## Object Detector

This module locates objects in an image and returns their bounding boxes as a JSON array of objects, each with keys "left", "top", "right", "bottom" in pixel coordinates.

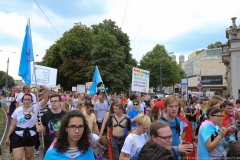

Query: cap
[{"left": 154, "top": 101, "right": 165, "bottom": 109}]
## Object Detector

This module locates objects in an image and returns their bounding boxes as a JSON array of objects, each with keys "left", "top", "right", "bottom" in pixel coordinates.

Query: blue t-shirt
[
  {"left": 158, "top": 116, "right": 180, "bottom": 146},
  {"left": 128, "top": 109, "right": 139, "bottom": 127}
]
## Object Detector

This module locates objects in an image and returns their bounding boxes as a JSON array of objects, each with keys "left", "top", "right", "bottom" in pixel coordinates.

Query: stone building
[
  {"left": 222, "top": 17, "right": 240, "bottom": 99},
  {"left": 181, "top": 48, "right": 227, "bottom": 96}
]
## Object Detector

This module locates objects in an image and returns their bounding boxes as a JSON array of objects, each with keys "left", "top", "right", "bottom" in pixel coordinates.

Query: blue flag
[
  {"left": 90, "top": 66, "right": 102, "bottom": 95},
  {"left": 18, "top": 24, "right": 34, "bottom": 85}
]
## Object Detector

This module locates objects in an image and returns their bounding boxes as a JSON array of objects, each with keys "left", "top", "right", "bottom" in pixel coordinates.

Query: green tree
[
  {"left": 86, "top": 19, "right": 137, "bottom": 92},
  {"left": 0, "top": 71, "right": 15, "bottom": 88},
  {"left": 41, "top": 23, "right": 93, "bottom": 89},
  {"left": 207, "top": 41, "right": 222, "bottom": 49},
  {"left": 86, "top": 29, "right": 127, "bottom": 91},
  {"left": 139, "top": 44, "right": 185, "bottom": 90}
]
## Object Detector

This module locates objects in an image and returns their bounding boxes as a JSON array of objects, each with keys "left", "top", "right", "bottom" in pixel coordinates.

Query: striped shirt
[{"left": 67, "top": 147, "right": 79, "bottom": 158}]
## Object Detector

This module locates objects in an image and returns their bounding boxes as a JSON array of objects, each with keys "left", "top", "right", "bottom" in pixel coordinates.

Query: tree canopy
[
  {"left": 40, "top": 20, "right": 137, "bottom": 91},
  {"left": 0, "top": 71, "right": 15, "bottom": 89},
  {"left": 139, "top": 44, "right": 185, "bottom": 90},
  {"left": 207, "top": 41, "right": 222, "bottom": 49}
]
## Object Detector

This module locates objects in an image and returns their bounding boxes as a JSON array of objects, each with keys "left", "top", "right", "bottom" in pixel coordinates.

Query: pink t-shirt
[{"left": 61, "top": 95, "right": 66, "bottom": 101}]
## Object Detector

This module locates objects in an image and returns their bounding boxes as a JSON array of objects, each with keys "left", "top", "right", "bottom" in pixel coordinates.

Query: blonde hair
[
  {"left": 179, "top": 98, "right": 186, "bottom": 113},
  {"left": 212, "top": 95, "right": 223, "bottom": 102},
  {"left": 62, "top": 102, "right": 69, "bottom": 112},
  {"left": 23, "top": 85, "right": 30, "bottom": 91},
  {"left": 164, "top": 95, "right": 180, "bottom": 107},
  {"left": 67, "top": 97, "right": 73, "bottom": 101},
  {"left": 207, "top": 99, "right": 219, "bottom": 109},
  {"left": 135, "top": 113, "right": 151, "bottom": 128}
]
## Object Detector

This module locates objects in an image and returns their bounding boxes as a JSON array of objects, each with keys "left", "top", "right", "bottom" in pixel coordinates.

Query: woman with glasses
[
  {"left": 119, "top": 114, "right": 150, "bottom": 160},
  {"left": 5, "top": 89, "right": 49, "bottom": 160},
  {"left": 128, "top": 100, "right": 142, "bottom": 132},
  {"left": 44, "top": 110, "right": 95, "bottom": 160},
  {"left": 137, "top": 121, "right": 176, "bottom": 160},
  {"left": 197, "top": 107, "right": 228, "bottom": 160}
]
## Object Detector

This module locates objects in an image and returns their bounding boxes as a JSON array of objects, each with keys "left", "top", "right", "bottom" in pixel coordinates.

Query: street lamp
[{"left": 160, "top": 52, "right": 174, "bottom": 92}]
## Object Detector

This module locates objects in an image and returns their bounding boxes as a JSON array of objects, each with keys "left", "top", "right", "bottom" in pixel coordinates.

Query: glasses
[
  {"left": 157, "top": 134, "right": 174, "bottom": 142},
  {"left": 211, "top": 115, "right": 222, "bottom": 118},
  {"left": 68, "top": 125, "right": 84, "bottom": 131},
  {"left": 23, "top": 99, "right": 31, "bottom": 101},
  {"left": 133, "top": 104, "right": 139, "bottom": 106},
  {"left": 51, "top": 100, "right": 59, "bottom": 103}
]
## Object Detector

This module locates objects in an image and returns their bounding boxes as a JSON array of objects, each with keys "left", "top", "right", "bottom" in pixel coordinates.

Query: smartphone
[
  {"left": 182, "top": 142, "right": 192, "bottom": 153},
  {"left": 182, "top": 142, "right": 189, "bottom": 145}
]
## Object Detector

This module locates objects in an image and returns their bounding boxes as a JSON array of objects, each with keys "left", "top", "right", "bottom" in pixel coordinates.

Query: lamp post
[
  {"left": 5, "top": 57, "right": 9, "bottom": 92},
  {"left": 160, "top": 52, "right": 174, "bottom": 92}
]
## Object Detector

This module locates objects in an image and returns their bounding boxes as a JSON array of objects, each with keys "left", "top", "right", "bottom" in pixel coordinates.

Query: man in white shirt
[{"left": 94, "top": 93, "right": 109, "bottom": 131}]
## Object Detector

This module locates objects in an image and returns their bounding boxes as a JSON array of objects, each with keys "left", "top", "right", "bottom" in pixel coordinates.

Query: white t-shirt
[
  {"left": 121, "top": 133, "right": 147, "bottom": 158},
  {"left": 139, "top": 102, "right": 146, "bottom": 113},
  {"left": 11, "top": 103, "right": 41, "bottom": 136},
  {"left": 73, "top": 98, "right": 78, "bottom": 107},
  {"left": 6, "top": 97, "right": 14, "bottom": 107},
  {"left": 90, "top": 133, "right": 100, "bottom": 149},
  {"left": 94, "top": 101, "right": 109, "bottom": 122},
  {"left": 127, "top": 100, "right": 133, "bottom": 110},
  {"left": 16, "top": 92, "right": 37, "bottom": 106}
]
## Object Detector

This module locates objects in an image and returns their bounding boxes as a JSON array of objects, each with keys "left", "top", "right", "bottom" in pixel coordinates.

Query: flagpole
[{"left": 28, "top": 18, "right": 45, "bottom": 149}]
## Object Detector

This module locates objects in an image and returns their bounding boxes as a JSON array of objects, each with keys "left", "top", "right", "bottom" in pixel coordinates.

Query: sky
[{"left": 1, "top": 0, "right": 240, "bottom": 80}]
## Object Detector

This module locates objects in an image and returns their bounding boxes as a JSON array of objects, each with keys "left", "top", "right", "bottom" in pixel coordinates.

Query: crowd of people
[{"left": 1, "top": 85, "right": 240, "bottom": 160}]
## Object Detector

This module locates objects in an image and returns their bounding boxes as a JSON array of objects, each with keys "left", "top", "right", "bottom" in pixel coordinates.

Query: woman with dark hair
[
  {"left": 44, "top": 110, "right": 94, "bottom": 159},
  {"left": 197, "top": 107, "right": 228, "bottom": 159}
]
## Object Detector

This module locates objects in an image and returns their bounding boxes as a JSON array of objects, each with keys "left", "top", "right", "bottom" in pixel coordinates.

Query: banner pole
[{"left": 28, "top": 18, "right": 45, "bottom": 149}]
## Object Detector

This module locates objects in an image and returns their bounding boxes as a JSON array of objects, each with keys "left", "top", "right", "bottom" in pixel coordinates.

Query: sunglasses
[
  {"left": 133, "top": 104, "right": 139, "bottom": 105},
  {"left": 90, "top": 110, "right": 94, "bottom": 112}
]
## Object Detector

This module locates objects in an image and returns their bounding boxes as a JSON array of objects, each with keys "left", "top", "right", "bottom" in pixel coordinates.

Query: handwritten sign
[
  {"left": 77, "top": 84, "right": 86, "bottom": 93},
  {"left": 131, "top": 67, "right": 150, "bottom": 93},
  {"left": 30, "top": 65, "right": 57, "bottom": 87}
]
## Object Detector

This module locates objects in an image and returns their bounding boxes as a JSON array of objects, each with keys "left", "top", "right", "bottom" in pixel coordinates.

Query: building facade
[
  {"left": 182, "top": 48, "right": 227, "bottom": 96},
  {"left": 222, "top": 17, "right": 240, "bottom": 99}
]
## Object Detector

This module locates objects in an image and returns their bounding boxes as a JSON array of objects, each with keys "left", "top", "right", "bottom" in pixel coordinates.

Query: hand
[
  {"left": 5, "top": 137, "right": 10, "bottom": 146},
  {"left": 220, "top": 127, "right": 228, "bottom": 137},
  {"left": 38, "top": 124, "right": 44, "bottom": 132},
  {"left": 178, "top": 142, "right": 193, "bottom": 154}
]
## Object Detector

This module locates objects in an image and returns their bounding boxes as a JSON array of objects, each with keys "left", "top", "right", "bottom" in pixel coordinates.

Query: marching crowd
[{"left": 1, "top": 85, "right": 240, "bottom": 160}]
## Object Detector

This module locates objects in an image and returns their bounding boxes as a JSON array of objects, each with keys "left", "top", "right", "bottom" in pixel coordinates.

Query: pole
[
  {"left": 160, "top": 61, "right": 162, "bottom": 92},
  {"left": 28, "top": 18, "right": 45, "bottom": 149},
  {"left": 5, "top": 57, "right": 9, "bottom": 92}
]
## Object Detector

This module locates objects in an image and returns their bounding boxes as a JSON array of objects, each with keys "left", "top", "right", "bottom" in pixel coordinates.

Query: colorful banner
[
  {"left": 181, "top": 79, "right": 188, "bottom": 101},
  {"left": 131, "top": 67, "right": 150, "bottom": 93}
]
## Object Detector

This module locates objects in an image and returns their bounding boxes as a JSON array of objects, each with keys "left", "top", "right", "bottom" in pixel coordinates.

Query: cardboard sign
[{"left": 131, "top": 67, "right": 150, "bottom": 93}]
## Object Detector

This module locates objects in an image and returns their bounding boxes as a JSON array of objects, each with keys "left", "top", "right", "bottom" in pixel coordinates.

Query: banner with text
[
  {"left": 30, "top": 65, "right": 57, "bottom": 87},
  {"left": 77, "top": 84, "right": 86, "bottom": 93},
  {"left": 131, "top": 67, "right": 150, "bottom": 93},
  {"left": 181, "top": 79, "right": 188, "bottom": 101}
]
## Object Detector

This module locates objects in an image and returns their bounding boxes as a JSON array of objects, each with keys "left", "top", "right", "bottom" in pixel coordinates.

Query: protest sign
[{"left": 131, "top": 67, "right": 150, "bottom": 93}]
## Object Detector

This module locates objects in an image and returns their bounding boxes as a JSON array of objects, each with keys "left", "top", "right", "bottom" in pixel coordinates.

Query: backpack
[
  {"left": 130, "top": 133, "right": 147, "bottom": 160},
  {"left": 160, "top": 116, "right": 180, "bottom": 135},
  {"left": 195, "top": 115, "right": 206, "bottom": 136}
]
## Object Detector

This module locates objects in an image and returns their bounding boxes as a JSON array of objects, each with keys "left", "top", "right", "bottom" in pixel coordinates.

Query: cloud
[{"left": 1, "top": 0, "right": 240, "bottom": 80}]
